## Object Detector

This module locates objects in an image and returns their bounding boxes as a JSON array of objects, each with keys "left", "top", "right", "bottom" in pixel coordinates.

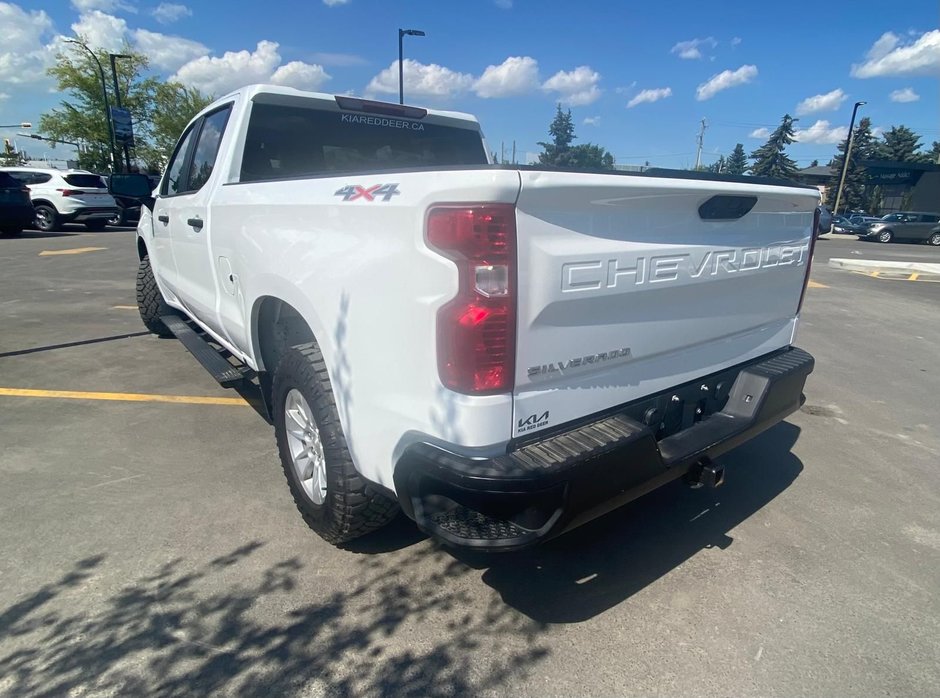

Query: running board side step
[{"left": 160, "top": 314, "right": 244, "bottom": 388}]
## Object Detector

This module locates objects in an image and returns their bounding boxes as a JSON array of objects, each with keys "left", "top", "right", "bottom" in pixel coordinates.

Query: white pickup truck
[{"left": 111, "top": 84, "right": 817, "bottom": 551}]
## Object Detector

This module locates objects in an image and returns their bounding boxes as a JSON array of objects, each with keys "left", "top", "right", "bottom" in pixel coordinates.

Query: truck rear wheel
[
  {"left": 136, "top": 255, "right": 173, "bottom": 337},
  {"left": 273, "top": 342, "right": 398, "bottom": 544}
]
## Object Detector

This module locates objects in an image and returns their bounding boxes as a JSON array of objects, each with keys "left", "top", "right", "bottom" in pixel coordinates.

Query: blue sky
[{"left": 2, "top": 0, "right": 938, "bottom": 168}]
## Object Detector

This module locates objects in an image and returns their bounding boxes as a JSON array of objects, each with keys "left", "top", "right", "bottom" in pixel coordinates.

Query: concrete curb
[{"left": 828, "top": 258, "right": 940, "bottom": 277}]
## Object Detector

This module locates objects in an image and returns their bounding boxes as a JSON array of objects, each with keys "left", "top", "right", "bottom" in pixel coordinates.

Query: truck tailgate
[{"left": 512, "top": 169, "right": 819, "bottom": 438}]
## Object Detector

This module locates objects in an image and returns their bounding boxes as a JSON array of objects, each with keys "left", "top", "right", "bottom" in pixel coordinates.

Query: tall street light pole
[
  {"left": 398, "top": 28, "right": 426, "bottom": 105},
  {"left": 1, "top": 122, "right": 31, "bottom": 128},
  {"left": 833, "top": 100, "right": 866, "bottom": 216},
  {"left": 64, "top": 38, "right": 116, "bottom": 172},
  {"left": 109, "top": 52, "right": 132, "bottom": 172}
]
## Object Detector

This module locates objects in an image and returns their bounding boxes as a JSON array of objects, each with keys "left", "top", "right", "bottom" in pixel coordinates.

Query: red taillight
[
  {"left": 57, "top": 188, "right": 85, "bottom": 197},
  {"left": 797, "top": 208, "right": 820, "bottom": 313},
  {"left": 427, "top": 204, "right": 516, "bottom": 394}
]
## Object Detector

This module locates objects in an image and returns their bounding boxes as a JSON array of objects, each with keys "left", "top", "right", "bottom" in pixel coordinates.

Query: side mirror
[
  {"left": 108, "top": 173, "right": 153, "bottom": 199},
  {"left": 816, "top": 206, "right": 833, "bottom": 234}
]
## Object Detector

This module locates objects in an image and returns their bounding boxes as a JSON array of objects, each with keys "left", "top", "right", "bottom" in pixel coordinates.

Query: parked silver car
[{"left": 861, "top": 212, "right": 940, "bottom": 245}]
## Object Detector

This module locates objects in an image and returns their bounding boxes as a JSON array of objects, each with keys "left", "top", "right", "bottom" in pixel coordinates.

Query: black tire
[
  {"left": 33, "top": 204, "right": 60, "bottom": 232},
  {"left": 136, "top": 255, "right": 173, "bottom": 337},
  {"left": 878, "top": 229, "right": 893, "bottom": 243},
  {"left": 273, "top": 342, "right": 398, "bottom": 544},
  {"left": 928, "top": 232, "right": 940, "bottom": 247},
  {"left": 0, "top": 227, "right": 23, "bottom": 238},
  {"left": 84, "top": 221, "right": 109, "bottom": 231}
]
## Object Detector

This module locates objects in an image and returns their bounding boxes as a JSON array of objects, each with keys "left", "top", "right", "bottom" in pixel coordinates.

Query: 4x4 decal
[{"left": 334, "top": 183, "right": 401, "bottom": 202}]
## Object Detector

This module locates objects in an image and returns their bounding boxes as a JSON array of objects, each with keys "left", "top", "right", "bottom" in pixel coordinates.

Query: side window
[
  {"left": 187, "top": 106, "right": 232, "bottom": 192},
  {"left": 33, "top": 173, "right": 52, "bottom": 184},
  {"left": 162, "top": 125, "right": 198, "bottom": 196},
  {"left": 920, "top": 214, "right": 938, "bottom": 223}
]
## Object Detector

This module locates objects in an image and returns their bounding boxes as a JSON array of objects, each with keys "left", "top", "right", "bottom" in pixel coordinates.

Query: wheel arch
[
  {"left": 136, "top": 235, "right": 148, "bottom": 260},
  {"left": 252, "top": 296, "right": 317, "bottom": 376}
]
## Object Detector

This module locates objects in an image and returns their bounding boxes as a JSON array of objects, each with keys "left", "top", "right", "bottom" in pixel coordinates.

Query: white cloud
[
  {"left": 132, "top": 29, "right": 206, "bottom": 72},
  {"left": 542, "top": 66, "right": 601, "bottom": 106},
  {"left": 71, "top": 0, "right": 135, "bottom": 13},
  {"left": 495, "top": 0, "right": 513, "bottom": 7},
  {"left": 172, "top": 41, "right": 329, "bottom": 97},
  {"left": 731, "top": 37, "right": 742, "bottom": 46},
  {"left": 695, "top": 64, "right": 757, "bottom": 100},
  {"left": 0, "top": 91, "right": 9, "bottom": 102},
  {"left": 851, "top": 30, "right": 940, "bottom": 77},
  {"left": 627, "top": 86, "right": 672, "bottom": 108},
  {"left": 749, "top": 127, "right": 770, "bottom": 139},
  {"left": 0, "top": 3, "right": 57, "bottom": 84},
  {"left": 671, "top": 37, "right": 717, "bottom": 60},
  {"left": 152, "top": 3, "right": 191, "bottom": 24},
  {"left": 366, "top": 59, "right": 473, "bottom": 99},
  {"left": 71, "top": 10, "right": 128, "bottom": 51},
  {"left": 794, "top": 120, "right": 848, "bottom": 144},
  {"left": 322, "top": 0, "right": 349, "bottom": 5},
  {"left": 583, "top": 116, "right": 600, "bottom": 126},
  {"left": 889, "top": 87, "right": 920, "bottom": 103},
  {"left": 271, "top": 61, "right": 330, "bottom": 90},
  {"left": 473, "top": 56, "right": 539, "bottom": 98},
  {"left": 795, "top": 88, "right": 846, "bottom": 116}
]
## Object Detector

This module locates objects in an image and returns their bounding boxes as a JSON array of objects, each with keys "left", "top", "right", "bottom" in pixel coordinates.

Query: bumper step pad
[{"left": 430, "top": 507, "right": 529, "bottom": 543}]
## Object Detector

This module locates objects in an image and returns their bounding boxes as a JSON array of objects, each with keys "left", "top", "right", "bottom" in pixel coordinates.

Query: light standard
[
  {"left": 0, "top": 122, "right": 31, "bottom": 128},
  {"left": 398, "top": 28, "right": 425, "bottom": 105},
  {"left": 833, "top": 100, "right": 866, "bottom": 216},
  {"left": 64, "top": 37, "right": 116, "bottom": 171},
  {"left": 109, "top": 52, "right": 132, "bottom": 171}
]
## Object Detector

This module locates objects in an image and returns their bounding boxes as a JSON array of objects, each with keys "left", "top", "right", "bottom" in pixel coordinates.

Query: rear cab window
[
  {"left": 0, "top": 172, "right": 20, "bottom": 187},
  {"left": 240, "top": 100, "right": 488, "bottom": 182}
]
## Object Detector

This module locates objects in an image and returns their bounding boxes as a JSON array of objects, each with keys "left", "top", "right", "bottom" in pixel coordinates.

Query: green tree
[
  {"left": 825, "top": 116, "right": 876, "bottom": 212},
  {"left": 928, "top": 141, "right": 940, "bottom": 164},
  {"left": 537, "top": 104, "right": 614, "bottom": 170},
  {"left": 137, "top": 82, "right": 213, "bottom": 170},
  {"left": 725, "top": 143, "right": 748, "bottom": 175},
  {"left": 872, "top": 125, "right": 927, "bottom": 163},
  {"left": 749, "top": 114, "right": 799, "bottom": 179},
  {"left": 705, "top": 155, "right": 726, "bottom": 173},
  {"left": 39, "top": 40, "right": 210, "bottom": 172},
  {"left": 809, "top": 159, "right": 819, "bottom": 167}
]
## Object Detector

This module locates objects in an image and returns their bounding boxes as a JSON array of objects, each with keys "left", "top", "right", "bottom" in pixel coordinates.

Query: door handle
[
  {"left": 187, "top": 217, "right": 204, "bottom": 231},
  {"left": 157, "top": 214, "right": 169, "bottom": 224}
]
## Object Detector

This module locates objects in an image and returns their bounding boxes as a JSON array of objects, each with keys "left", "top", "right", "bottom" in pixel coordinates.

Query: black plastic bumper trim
[{"left": 394, "top": 346, "right": 814, "bottom": 551}]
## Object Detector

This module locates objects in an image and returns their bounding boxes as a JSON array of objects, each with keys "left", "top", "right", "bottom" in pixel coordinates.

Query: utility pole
[
  {"left": 833, "top": 101, "right": 866, "bottom": 216},
  {"left": 694, "top": 118, "right": 707, "bottom": 170},
  {"left": 511, "top": 140, "right": 516, "bottom": 165}
]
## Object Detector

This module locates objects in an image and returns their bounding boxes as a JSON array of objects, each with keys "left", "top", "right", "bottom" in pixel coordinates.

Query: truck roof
[{"left": 210, "top": 83, "right": 481, "bottom": 129}]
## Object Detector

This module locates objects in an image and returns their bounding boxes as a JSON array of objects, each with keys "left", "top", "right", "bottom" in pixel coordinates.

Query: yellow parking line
[
  {"left": 870, "top": 271, "right": 880, "bottom": 277},
  {"left": 112, "top": 305, "right": 137, "bottom": 310},
  {"left": 807, "top": 280, "right": 828, "bottom": 288},
  {"left": 39, "top": 247, "right": 107, "bottom": 256},
  {"left": 0, "top": 387, "right": 248, "bottom": 406},
  {"left": 909, "top": 273, "right": 919, "bottom": 281}
]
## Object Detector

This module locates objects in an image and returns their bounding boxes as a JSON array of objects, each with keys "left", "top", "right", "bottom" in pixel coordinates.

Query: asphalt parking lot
[{"left": 1, "top": 226, "right": 938, "bottom": 696}]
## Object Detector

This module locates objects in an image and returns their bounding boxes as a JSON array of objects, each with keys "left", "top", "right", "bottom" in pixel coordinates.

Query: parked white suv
[{"left": 0, "top": 167, "right": 118, "bottom": 232}]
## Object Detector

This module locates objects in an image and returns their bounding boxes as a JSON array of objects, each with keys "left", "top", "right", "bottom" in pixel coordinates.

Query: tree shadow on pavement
[
  {"left": 461, "top": 422, "right": 804, "bottom": 623},
  {"left": 0, "top": 542, "right": 548, "bottom": 697}
]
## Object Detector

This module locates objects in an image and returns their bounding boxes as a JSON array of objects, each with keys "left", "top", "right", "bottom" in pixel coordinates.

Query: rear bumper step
[
  {"left": 160, "top": 314, "right": 244, "bottom": 388},
  {"left": 394, "top": 346, "right": 814, "bottom": 551}
]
